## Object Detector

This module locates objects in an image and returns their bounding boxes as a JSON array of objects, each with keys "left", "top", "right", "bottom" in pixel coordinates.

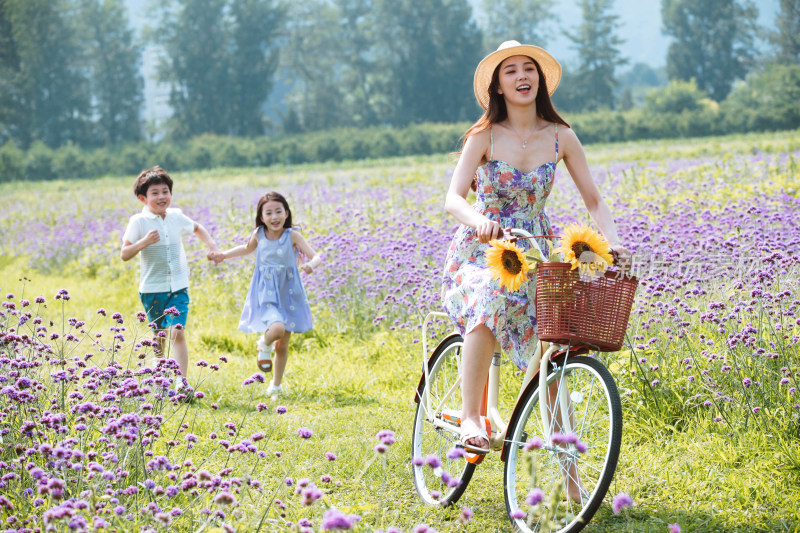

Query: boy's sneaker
[{"left": 174, "top": 378, "right": 195, "bottom": 403}]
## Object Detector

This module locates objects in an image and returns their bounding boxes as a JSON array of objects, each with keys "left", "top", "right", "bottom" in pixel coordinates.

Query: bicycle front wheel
[
  {"left": 503, "top": 355, "right": 622, "bottom": 533},
  {"left": 411, "top": 334, "right": 475, "bottom": 506}
]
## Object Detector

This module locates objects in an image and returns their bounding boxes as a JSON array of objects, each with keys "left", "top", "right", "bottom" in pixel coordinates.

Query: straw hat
[{"left": 473, "top": 40, "right": 562, "bottom": 110}]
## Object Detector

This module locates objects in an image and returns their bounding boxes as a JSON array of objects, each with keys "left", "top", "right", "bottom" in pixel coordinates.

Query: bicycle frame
[{"left": 419, "top": 311, "right": 578, "bottom": 458}]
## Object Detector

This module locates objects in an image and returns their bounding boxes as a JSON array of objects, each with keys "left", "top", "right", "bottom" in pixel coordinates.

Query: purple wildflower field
[{"left": 0, "top": 132, "right": 799, "bottom": 531}]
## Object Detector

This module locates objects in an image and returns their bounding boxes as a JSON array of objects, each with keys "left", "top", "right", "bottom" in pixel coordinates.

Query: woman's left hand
[{"left": 610, "top": 245, "right": 633, "bottom": 272}]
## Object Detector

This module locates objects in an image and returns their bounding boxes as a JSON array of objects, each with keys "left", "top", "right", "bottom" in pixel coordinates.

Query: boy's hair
[
  {"left": 134, "top": 166, "right": 173, "bottom": 197},
  {"left": 255, "top": 191, "right": 293, "bottom": 230}
]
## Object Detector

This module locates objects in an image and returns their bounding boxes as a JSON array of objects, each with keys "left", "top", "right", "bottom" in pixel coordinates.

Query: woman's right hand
[{"left": 475, "top": 218, "right": 503, "bottom": 243}]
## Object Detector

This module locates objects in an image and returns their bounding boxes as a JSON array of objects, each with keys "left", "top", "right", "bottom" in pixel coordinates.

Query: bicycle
[{"left": 411, "top": 228, "right": 638, "bottom": 533}]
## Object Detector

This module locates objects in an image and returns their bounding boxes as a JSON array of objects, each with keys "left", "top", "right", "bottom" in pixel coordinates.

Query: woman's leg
[
  {"left": 460, "top": 323, "right": 497, "bottom": 449},
  {"left": 271, "top": 330, "right": 292, "bottom": 386}
]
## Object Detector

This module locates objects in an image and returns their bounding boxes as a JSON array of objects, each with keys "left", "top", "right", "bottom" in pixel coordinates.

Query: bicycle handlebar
[{"left": 505, "top": 228, "right": 622, "bottom": 267}]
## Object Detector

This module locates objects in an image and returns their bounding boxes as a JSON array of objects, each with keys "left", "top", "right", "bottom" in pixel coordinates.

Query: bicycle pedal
[{"left": 441, "top": 409, "right": 462, "bottom": 425}]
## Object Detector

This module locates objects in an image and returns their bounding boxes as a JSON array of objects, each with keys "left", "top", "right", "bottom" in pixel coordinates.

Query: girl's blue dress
[{"left": 238, "top": 227, "right": 313, "bottom": 334}]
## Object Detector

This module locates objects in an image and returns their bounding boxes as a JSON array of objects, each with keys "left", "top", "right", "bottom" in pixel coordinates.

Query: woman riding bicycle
[{"left": 441, "top": 40, "right": 633, "bottom": 459}]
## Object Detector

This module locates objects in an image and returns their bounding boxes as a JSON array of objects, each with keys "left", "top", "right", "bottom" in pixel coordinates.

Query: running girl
[{"left": 210, "top": 192, "right": 320, "bottom": 395}]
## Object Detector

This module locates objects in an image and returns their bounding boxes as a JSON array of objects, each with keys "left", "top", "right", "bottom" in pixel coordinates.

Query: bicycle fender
[{"left": 413, "top": 333, "right": 462, "bottom": 404}]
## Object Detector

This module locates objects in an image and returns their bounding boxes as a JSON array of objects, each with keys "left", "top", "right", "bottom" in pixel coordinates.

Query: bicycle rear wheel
[
  {"left": 503, "top": 355, "right": 622, "bottom": 533},
  {"left": 411, "top": 334, "right": 475, "bottom": 506}
]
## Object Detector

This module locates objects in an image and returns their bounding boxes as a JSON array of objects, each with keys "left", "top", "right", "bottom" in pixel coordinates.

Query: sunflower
[
  {"left": 486, "top": 239, "right": 530, "bottom": 292},
  {"left": 553, "top": 224, "right": 614, "bottom": 275}
]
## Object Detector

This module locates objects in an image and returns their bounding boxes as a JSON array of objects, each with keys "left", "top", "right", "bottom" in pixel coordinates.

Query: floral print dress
[{"left": 441, "top": 125, "right": 558, "bottom": 370}]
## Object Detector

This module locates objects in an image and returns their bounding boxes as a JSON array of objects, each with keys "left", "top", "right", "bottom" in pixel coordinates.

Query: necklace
[{"left": 508, "top": 123, "right": 537, "bottom": 149}]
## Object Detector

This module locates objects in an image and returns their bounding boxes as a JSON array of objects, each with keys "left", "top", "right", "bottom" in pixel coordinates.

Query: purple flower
[
  {"left": 524, "top": 437, "right": 544, "bottom": 451},
  {"left": 297, "top": 427, "right": 313, "bottom": 439},
  {"left": 612, "top": 492, "right": 635, "bottom": 514},
  {"left": 320, "top": 508, "right": 361, "bottom": 530},
  {"left": 325, "top": 452, "right": 337, "bottom": 461},
  {"left": 668, "top": 524, "right": 681, "bottom": 533},
  {"left": 526, "top": 488, "right": 544, "bottom": 506},
  {"left": 214, "top": 491, "right": 236, "bottom": 506},
  {"left": 424, "top": 454, "right": 441, "bottom": 469},
  {"left": 276, "top": 406, "right": 287, "bottom": 414},
  {"left": 446, "top": 447, "right": 466, "bottom": 459},
  {"left": 376, "top": 429, "right": 395, "bottom": 445}
]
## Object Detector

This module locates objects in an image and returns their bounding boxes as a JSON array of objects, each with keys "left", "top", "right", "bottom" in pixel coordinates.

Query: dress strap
[
  {"left": 554, "top": 123, "right": 559, "bottom": 162},
  {"left": 489, "top": 127, "right": 494, "bottom": 160}
]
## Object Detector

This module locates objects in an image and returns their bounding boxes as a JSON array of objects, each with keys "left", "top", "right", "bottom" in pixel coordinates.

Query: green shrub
[
  {"left": 52, "top": 142, "right": 88, "bottom": 180},
  {"left": 722, "top": 63, "right": 800, "bottom": 132},
  {"left": 0, "top": 141, "right": 24, "bottom": 182},
  {"left": 84, "top": 148, "right": 114, "bottom": 178},
  {"left": 152, "top": 142, "right": 185, "bottom": 172},
  {"left": 186, "top": 142, "right": 212, "bottom": 170},
  {"left": 24, "top": 141, "right": 56, "bottom": 181},
  {"left": 116, "top": 143, "right": 152, "bottom": 176},
  {"left": 216, "top": 141, "right": 247, "bottom": 167},
  {"left": 644, "top": 79, "right": 708, "bottom": 114}
]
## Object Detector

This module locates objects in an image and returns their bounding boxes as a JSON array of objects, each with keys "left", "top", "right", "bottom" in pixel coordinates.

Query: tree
[
  {"left": 0, "top": 0, "right": 91, "bottom": 148},
  {"left": 662, "top": 0, "right": 758, "bottom": 101},
  {"left": 79, "top": 0, "right": 143, "bottom": 146},
  {"left": 374, "top": 0, "right": 483, "bottom": 125},
  {"left": 155, "top": 0, "right": 230, "bottom": 138},
  {"left": 565, "top": 0, "right": 627, "bottom": 111},
  {"left": 228, "top": 0, "right": 284, "bottom": 136},
  {"left": 280, "top": 0, "right": 358, "bottom": 132},
  {"left": 768, "top": 0, "right": 800, "bottom": 65},
  {"left": 479, "top": 0, "right": 556, "bottom": 51},
  {"left": 155, "top": 0, "right": 285, "bottom": 139}
]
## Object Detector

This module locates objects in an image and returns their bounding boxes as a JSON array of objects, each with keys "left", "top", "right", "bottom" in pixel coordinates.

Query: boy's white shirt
[{"left": 123, "top": 206, "right": 196, "bottom": 293}]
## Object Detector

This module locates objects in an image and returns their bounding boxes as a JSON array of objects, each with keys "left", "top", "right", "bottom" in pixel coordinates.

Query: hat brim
[{"left": 473, "top": 45, "right": 562, "bottom": 110}]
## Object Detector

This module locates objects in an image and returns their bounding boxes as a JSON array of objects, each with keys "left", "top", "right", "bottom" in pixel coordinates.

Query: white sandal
[
  {"left": 458, "top": 419, "right": 490, "bottom": 455},
  {"left": 256, "top": 340, "right": 273, "bottom": 372}
]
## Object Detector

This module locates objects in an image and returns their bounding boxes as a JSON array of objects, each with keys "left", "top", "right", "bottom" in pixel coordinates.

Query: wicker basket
[{"left": 535, "top": 262, "right": 638, "bottom": 352}]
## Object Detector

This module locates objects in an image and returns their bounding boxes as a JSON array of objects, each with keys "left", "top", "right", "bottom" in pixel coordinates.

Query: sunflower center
[
  {"left": 501, "top": 249, "right": 523, "bottom": 275},
  {"left": 571, "top": 241, "right": 593, "bottom": 260}
]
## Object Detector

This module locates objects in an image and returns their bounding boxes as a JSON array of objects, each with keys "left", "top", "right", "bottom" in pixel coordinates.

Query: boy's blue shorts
[{"left": 139, "top": 288, "right": 190, "bottom": 329}]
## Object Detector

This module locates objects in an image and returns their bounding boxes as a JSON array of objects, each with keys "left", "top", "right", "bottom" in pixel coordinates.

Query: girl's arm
[
  {"left": 444, "top": 130, "right": 502, "bottom": 243},
  {"left": 291, "top": 231, "right": 321, "bottom": 274},
  {"left": 560, "top": 127, "right": 632, "bottom": 266},
  {"left": 213, "top": 229, "right": 259, "bottom": 263}
]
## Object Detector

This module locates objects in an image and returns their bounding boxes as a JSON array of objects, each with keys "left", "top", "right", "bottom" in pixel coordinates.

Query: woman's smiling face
[{"left": 496, "top": 55, "right": 539, "bottom": 105}]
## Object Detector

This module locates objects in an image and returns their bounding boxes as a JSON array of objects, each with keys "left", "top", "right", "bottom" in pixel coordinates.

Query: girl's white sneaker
[{"left": 266, "top": 382, "right": 283, "bottom": 395}]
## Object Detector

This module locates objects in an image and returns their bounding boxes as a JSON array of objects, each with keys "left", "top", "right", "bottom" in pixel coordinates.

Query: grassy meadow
[{"left": 0, "top": 130, "right": 799, "bottom": 532}]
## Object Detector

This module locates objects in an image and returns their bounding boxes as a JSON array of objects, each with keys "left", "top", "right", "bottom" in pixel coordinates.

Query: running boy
[{"left": 121, "top": 166, "right": 219, "bottom": 389}]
